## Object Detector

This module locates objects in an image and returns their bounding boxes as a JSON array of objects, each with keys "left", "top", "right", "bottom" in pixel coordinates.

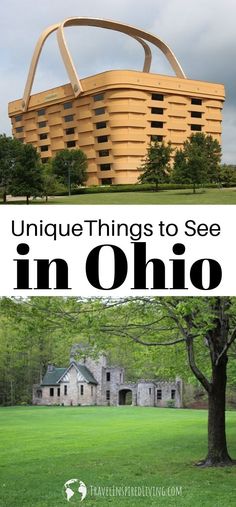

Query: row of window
[
  {"left": 40, "top": 140, "right": 111, "bottom": 154},
  {"left": 156, "top": 389, "right": 176, "bottom": 400},
  {"left": 49, "top": 384, "right": 91, "bottom": 397},
  {"left": 151, "top": 94, "right": 203, "bottom": 106},
  {"left": 50, "top": 385, "right": 67, "bottom": 397},
  {"left": 15, "top": 94, "right": 105, "bottom": 123},
  {"left": 150, "top": 122, "right": 202, "bottom": 131},
  {"left": 16, "top": 121, "right": 108, "bottom": 135}
]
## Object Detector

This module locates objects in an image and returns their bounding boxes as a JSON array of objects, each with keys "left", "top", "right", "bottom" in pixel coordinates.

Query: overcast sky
[{"left": 1, "top": 0, "right": 235, "bottom": 163}]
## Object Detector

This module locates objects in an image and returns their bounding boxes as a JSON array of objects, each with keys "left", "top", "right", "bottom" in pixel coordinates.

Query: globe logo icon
[{"left": 64, "top": 478, "right": 87, "bottom": 502}]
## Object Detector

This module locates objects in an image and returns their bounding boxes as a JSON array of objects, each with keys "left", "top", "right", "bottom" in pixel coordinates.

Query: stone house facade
[{"left": 33, "top": 353, "right": 182, "bottom": 408}]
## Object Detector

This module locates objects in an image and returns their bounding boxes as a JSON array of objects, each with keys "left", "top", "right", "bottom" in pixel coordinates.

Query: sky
[{"left": 1, "top": 0, "right": 235, "bottom": 163}]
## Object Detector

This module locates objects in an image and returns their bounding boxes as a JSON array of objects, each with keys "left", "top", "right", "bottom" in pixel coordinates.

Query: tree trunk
[
  {"left": 193, "top": 182, "right": 196, "bottom": 194},
  {"left": 199, "top": 356, "right": 233, "bottom": 466},
  {"left": 26, "top": 195, "right": 29, "bottom": 204},
  {"left": 3, "top": 191, "right": 7, "bottom": 204}
]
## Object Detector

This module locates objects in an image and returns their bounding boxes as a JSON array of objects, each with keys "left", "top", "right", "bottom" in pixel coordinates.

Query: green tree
[
  {"left": 172, "top": 149, "right": 189, "bottom": 184},
  {"left": 204, "top": 134, "right": 222, "bottom": 183},
  {"left": 52, "top": 149, "right": 88, "bottom": 194},
  {"left": 0, "top": 134, "right": 22, "bottom": 203},
  {"left": 172, "top": 134, "right": 222, "bottom": 192},
  {"left": 9, "top": 144, "right": 44, "bottom": 204},
  {"left": 182, "top": 135, "right": 208, "bottom": 193},
  {"left": 219, "top": 164, "right": 236, "bottom": 187},
  {"left": 92, "top": 297, "right": 236, "bottom": 467},
  {"left": 41, "top": 162, "right": 66, "bottom": 202},
  {"left": 138, "top": 140, "right": 172, "bottom": 191}
]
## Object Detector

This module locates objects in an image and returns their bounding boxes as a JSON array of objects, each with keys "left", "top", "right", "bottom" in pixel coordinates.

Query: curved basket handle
[{"left": 22, "top": 17, "right": 186, "bottom": 112}]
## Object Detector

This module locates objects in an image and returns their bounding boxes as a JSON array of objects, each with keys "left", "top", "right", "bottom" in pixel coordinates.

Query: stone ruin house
[{"left": 33, "top": 347, "right": 182, "bottom": 408}]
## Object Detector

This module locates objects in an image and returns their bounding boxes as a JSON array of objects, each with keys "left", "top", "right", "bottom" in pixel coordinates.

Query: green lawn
[
  {"left": 1, "top": 187, "right": 236, "bottom": 205},
  {"left": 0, "top": 407, "right": 236, "bottom": 507}
]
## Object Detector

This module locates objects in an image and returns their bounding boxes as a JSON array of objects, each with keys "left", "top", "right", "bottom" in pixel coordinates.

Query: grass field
[
  {"left": 1, "top": 187, "right": 236, "bottom": 205},
  {"left": 0, "top": 407, "right": 236, "bottom": 507}
]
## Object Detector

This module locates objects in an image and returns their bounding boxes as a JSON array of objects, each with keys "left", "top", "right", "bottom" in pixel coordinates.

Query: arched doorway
[{"left": 119, "top": 389, "right": 133, "bottom": 405}]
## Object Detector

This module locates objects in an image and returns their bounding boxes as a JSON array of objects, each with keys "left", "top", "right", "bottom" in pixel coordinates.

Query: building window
[
  {"left": 106, "top": 372, "right": 111, "bottom": 382},
  {"left": 151, "top": 121, "right": 163, "bottom": 128},
  {"left": 97, "top": 135, "right": 108, "bottom": 143},
  {"left": 191, "top": 111, "right": 202, "bottom": 118},
  {"left": 91, "top": 386, "right": 93, "bottom": 396},
  {"left": 40, "top": 145, "right": 49, "bottom": 152},
  {"left": 42, "top": 158, "right": 49, "bottom": 164},
  {"left": 151, "top": 107, "right": 164, "bottom": 115},
  {"left": 191, "top": 98, "right": 202, "bottom": 105},
  {"left": 64, "top": 115, "right": 74, "bottom": 122},
  {"left": 64, "top": 385, "right": 67, "bottom": 395},
  {"left": 63, "top": 102, "right": 72, "bottom": 109},
  {"left": 95, "top": 107, "right": 106, "bottom": 116},
  {"left": 171, "top": 389, "right": 176, "bottom": 400},
  {"left": 67, "top": 140, "right": 76, "bottom": 148},
  {"left": 15, "top": 115, "right": 22, "bottom": 122},
  {"left": 38, "top": 109, "right": 46, "bottom": 116},
  {"left": 38, "top": 121, "right": 47, "bottom": 128},
  {"left": 36, "top": 389, "right": 42, "bottom": 398},
  {"left": 94, "top": 93, "right": 104, "bottom": 102},
  {"left": 100, "top": 164, "right": 111, "bottom": 171},
  {"left": 96, "top": 122, "right": 107, "bottom": 130},
  {"left": 106, "top": 390, "right": 110, "bottom": 401},
  {"left": 16, "top": 127, "right": 23, "bottom": 133},
  {"left": 151, "top": 135, "right": 163, "bottom": 142},
  {"left": 99, "top": 150, "right": 109, "bottom": 157},
  {"left": 57, "top": 388, "right": 60, "bottom": 397},
  {"left": 65, "top": 128, "right": 75, "bottom": 135},
  {"left": 80, "top": 385, "right": 84, "bottom": 396},
  {"left": 149, "top": 388, "right": 152, "bottom": 395},
  {"left": 50, "top": 388, "right": 54, "bottom": 397},
  {"left": 191, "top": 124, "right": 202, "bottom": 131},
  {"left": 18, "top": 138, "right": 24, "bottom": 143},
  {"left": 157, "top": 389, "right": 162, "bottom": 400},
  {"left": 39, "top": 133, "right": 48, "bottom": 140},
  {"left": 101, "top": 178, "right": 112, "bottom": 185},
  {"left": 152, "top": 93, "right": 164, "bottom": 101}
]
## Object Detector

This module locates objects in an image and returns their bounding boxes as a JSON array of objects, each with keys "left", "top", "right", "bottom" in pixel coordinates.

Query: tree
[
  {"left": 41, "top": 162, "right": 66, "bottom": 202},
  {"left": 181, "top": 135, "right": 208, "bottom": 193},
  {"left": 172, "top": 134, "right": 222, "bottom": 192},
  {"left": 219, "top": 164, "right": 236, "bottom": 187},
  {"left": 138, "top": 140, "right": 172, "bottom": 191},
  {"left": 9, "top": 144, "right": 44, "bottom": 204},
  {"left": 204, "top": 134, "right": 222, "bottom": 183},
  {"left": 93, "top": 297, "right": 236, "bottom": 467},
  {"left": 52, "top": 149, "right": 88, "bottom": 193},
  {"left": 172, "top": 149, "right": 189, "bottom": 184},
  {"left": 0, "top": 135, "right": 22, "bottom": 203}
]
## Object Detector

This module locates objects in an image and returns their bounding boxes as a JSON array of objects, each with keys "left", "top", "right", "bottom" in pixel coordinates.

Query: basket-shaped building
[{"left": 8, "top": 18, "right": 225, "bottom": 185}]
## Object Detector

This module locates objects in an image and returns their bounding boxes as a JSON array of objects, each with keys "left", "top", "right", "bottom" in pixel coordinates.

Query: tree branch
[
  {"left": 100, "top": 327, "right": 186, "bottom": 347},
  {"left": 215, "top": 326, "right": 236, "bottom": 366},
  {"left": 186, "top": 336, "right": 211, "bottom": 393}
]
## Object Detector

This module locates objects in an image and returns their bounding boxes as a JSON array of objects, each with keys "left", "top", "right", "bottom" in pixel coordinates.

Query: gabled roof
[
  {"left": 41, "top": 367, "right": 67, "bottom": 386},
  {"left": 41, "top": 362, "right": 98, "bottom": 386},
  {"left": 77, "top": 364, "right": 98, "bottom": 385}
]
